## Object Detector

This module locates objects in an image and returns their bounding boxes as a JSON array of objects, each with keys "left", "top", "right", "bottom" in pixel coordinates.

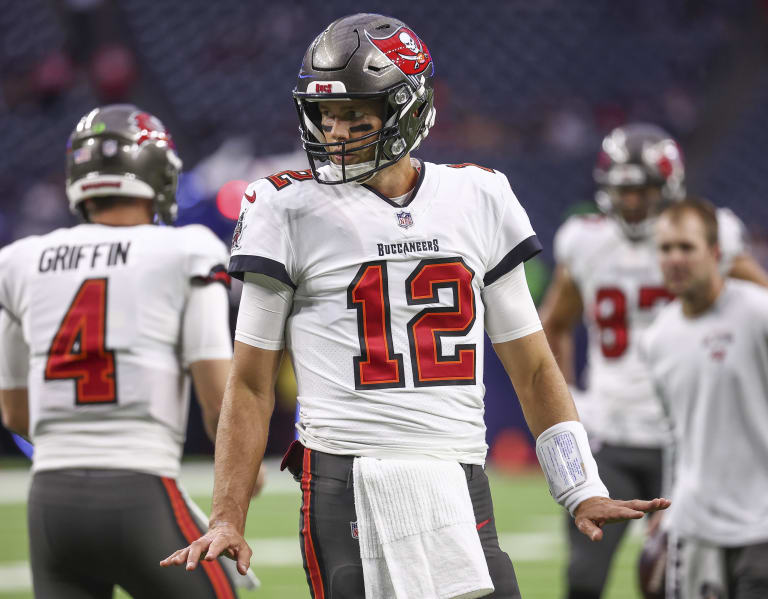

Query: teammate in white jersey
[
  {"left": 162, "top": 14, "right": 669, "bottom": 599},
  {"left": 540, "top": 125, "right": 768, "bottom": 599},
  {"left": 0, "top": 104, "right": 240, "bottom": 598},
  {"left": 641, "top": 199, "right": 768, "bottom": 598}
]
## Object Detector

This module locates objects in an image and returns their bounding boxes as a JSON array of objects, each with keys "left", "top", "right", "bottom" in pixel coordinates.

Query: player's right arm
[
  {"left": 160, "top": 341, "right": 281, "bottom": 575},
  {"left": 189, "top": 359, "right": 230, "bottom": 442},
  {"left": 180, "top": 225, "right": 237, "bottom": 442},
  {"left": 183, "top": 280, "right": 232, "bottom": 443},
  {"left": 0, "top": 307, "right": 29, "bottom": 437},
  {"left": 163, "top": 188, "right": 295, "bottom": 573},
  {"left": 539, "top": 263, "right": 583, "bottom": 383},
  {"left": 0, "top": 388, "right": 28, "bottom": 437}
]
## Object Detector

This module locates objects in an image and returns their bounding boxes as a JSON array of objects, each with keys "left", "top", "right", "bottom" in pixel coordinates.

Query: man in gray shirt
[{"left": 642, "top": 198, "right": 768, "bottom": 598}]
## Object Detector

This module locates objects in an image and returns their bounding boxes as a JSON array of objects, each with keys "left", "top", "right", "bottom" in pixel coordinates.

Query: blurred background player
[
  {"left": 642, "top": 199, "right": 768, "bottom": 599},
  {"left": 539, "top": 123, "right": 768, "bottom": 599},
  {"left": 0, "top": 104, "right": 239, "bottom": 599},
  {"left": 162, "top": 13, "right": 669, "bottom": 599}
]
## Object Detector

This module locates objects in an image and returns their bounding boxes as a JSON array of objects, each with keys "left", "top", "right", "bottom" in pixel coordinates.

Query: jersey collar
[{"left": 361, "top": 158, "right": 426, "bottom": 209}]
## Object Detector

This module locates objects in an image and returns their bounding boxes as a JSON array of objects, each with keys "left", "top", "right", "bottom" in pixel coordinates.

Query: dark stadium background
[{"left": 2, "top": 0, "right": 767, "bottom": 464}]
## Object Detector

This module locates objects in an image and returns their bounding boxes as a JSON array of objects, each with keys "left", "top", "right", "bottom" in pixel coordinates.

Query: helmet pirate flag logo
[
  {"left": 130, "top": 111, "right": 174, "bottom": 148},
  {"left": 365, "top": 27, "right": 432, "bottom": 77}
]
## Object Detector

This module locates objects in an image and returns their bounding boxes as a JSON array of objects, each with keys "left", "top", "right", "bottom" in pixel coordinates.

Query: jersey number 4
[
  {"left": 45, "top": 278, "right": 117, "bottom": 404},
  {"left": 595, "top": 286, "right": 674, "bottom": 358},
  {"left": 348, "top": 258, "right": 476, "bottom": 389}
]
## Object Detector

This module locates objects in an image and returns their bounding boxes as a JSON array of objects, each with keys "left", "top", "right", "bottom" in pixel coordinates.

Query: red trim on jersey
[
  {"left": 301, "top": 450, "right": 325, "bottom": 599},
  {"left": 210, "top": 270, "right": 232, "bottom": 288},
  {"left": 160, "top": 478, "right": 235, "bottom": 599}
]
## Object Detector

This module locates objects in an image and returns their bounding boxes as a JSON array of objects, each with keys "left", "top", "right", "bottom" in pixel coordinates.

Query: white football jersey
[
  {"left": 230, "top": 159, "right": 541, "bottom": 464},
  {"left": 641, "top": 280, "right": 768, "bottom": 546},
  {"left": 0, "top": 223, "right": 231, "bottom": 477},
  {"left": 554, "top": 209, "right": 745, "bottom": 447}
]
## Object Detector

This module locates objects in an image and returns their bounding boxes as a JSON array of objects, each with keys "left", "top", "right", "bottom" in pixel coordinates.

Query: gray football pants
[
  {"left": 724, "top": 542, "right": 768, "bottom": 599},
  {"left": 564, "top": 444, "right": 663, "bottom": 599},
  {"left": 28, "top": 469, "right": 237, "bottom": 599},
  {"left": 667, "top": 535, "right": 768, "bottom": 599},
  {"left": 281, "top": 441, "right": 521, "bottom": 599}
]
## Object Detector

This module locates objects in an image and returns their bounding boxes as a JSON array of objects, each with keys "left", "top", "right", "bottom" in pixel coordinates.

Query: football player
[
  {"left": 642, "top": 199, "right": 768, "bottom": 598},
  {"left": 540, "top": 124, "right": 768, "bottom": 599},
  {"left": 162, "top": 14, "right": 669, "bottom": 599},
  {"left": 0, "top": 104, "right": 239, "bottom": 598}
]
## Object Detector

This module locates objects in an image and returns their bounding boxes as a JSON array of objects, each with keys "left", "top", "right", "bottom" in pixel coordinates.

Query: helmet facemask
[{"left": 296, "top": 82, "right": 434, "bottom": 183}]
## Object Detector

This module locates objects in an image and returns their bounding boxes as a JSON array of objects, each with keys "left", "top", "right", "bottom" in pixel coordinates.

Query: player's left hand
[{"left": 573, "top": 496, "right": 670, "bottom": 542}]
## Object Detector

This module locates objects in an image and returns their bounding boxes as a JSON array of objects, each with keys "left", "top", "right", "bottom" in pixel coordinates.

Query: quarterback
[
  {"left": 162, "top": 14, "right": 668, "bottom": 599},
  {"left": 540, "top": 124, "right": 768, "bottom": 599},
  {"left": 0, "top": 105, "right": 238, "bottom": 598}
]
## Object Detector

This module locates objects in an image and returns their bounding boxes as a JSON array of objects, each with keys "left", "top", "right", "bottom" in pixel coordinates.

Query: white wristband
[{"left": 535, "top": 420, "right": 609, "bottom": 516}]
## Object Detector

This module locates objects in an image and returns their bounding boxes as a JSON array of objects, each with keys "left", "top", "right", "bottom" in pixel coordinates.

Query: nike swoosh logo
[
  {"left": 244, "top": 190, "right": 256, "bottom": 203},
  {"left": 476, "top": 519, "right": 490, "bottom": 531}
]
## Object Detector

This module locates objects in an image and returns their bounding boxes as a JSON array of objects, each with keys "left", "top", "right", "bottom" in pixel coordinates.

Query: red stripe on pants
[
  {"left": 161, "top": 477, "right": 235, "bottom": 599},
  {"left": 301, "top": 449, "right": 325, "bottom": 599}
]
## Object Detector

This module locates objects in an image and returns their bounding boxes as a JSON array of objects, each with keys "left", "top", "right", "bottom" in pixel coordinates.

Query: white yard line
[
  {"left": 0, "top": 531, "right": 565, "bottom": 592},
  {"left": 0, "top": 561, "right": 31, "bottom": 592},
  {"left": 0, "top": 458, "right": 294, "bottom": 505},
  {"left": 0, "top": 469, "right": 31, "bottom": 505}
]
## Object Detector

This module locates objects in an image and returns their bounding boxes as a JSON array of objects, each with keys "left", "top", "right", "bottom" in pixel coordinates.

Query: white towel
[{"left": 353, "top": 457, "right": 494, "bottom": 599}]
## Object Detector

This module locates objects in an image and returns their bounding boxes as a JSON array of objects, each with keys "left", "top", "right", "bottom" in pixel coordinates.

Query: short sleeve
[
  {"left": 234, "top": 273, "right": 294, "bottom": 350},
  {"left": 482, "top": 264, "right": 542, "bottom": 343},
  {"left": 0, "top": 309, "right": 29, "bottom": 388},
  {"left": 228, "top": 180, "right": 296, "bottom": 289},
  {"left": 716, "top": 207, "right": 747, "bottom": 274},
  {"left": 181, "top": 283, "right": 233, "bottom": 366},
  {"left": 183, "top": 225, "right": 231, "bottom": 288},
  {"left": 484, "top": 174, "right": 542, "bottom": 286}
]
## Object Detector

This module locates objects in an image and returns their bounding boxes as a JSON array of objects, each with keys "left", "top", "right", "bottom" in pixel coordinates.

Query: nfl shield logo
[
  {"left": 396, "top": 210, "right": 414, "bottom": 229},
  {"left": 350, "top": 521, "right": 359, "bottom": 540}
]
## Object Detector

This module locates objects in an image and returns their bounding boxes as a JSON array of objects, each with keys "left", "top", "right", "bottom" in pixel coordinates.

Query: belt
[{"left": 280, "top": 440, "right": 482, "bottom": 485}]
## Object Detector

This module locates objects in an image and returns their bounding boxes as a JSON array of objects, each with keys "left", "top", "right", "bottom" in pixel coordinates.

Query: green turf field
[{"left": 0, "top": 459, "right": 643, "bottom": 599}]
